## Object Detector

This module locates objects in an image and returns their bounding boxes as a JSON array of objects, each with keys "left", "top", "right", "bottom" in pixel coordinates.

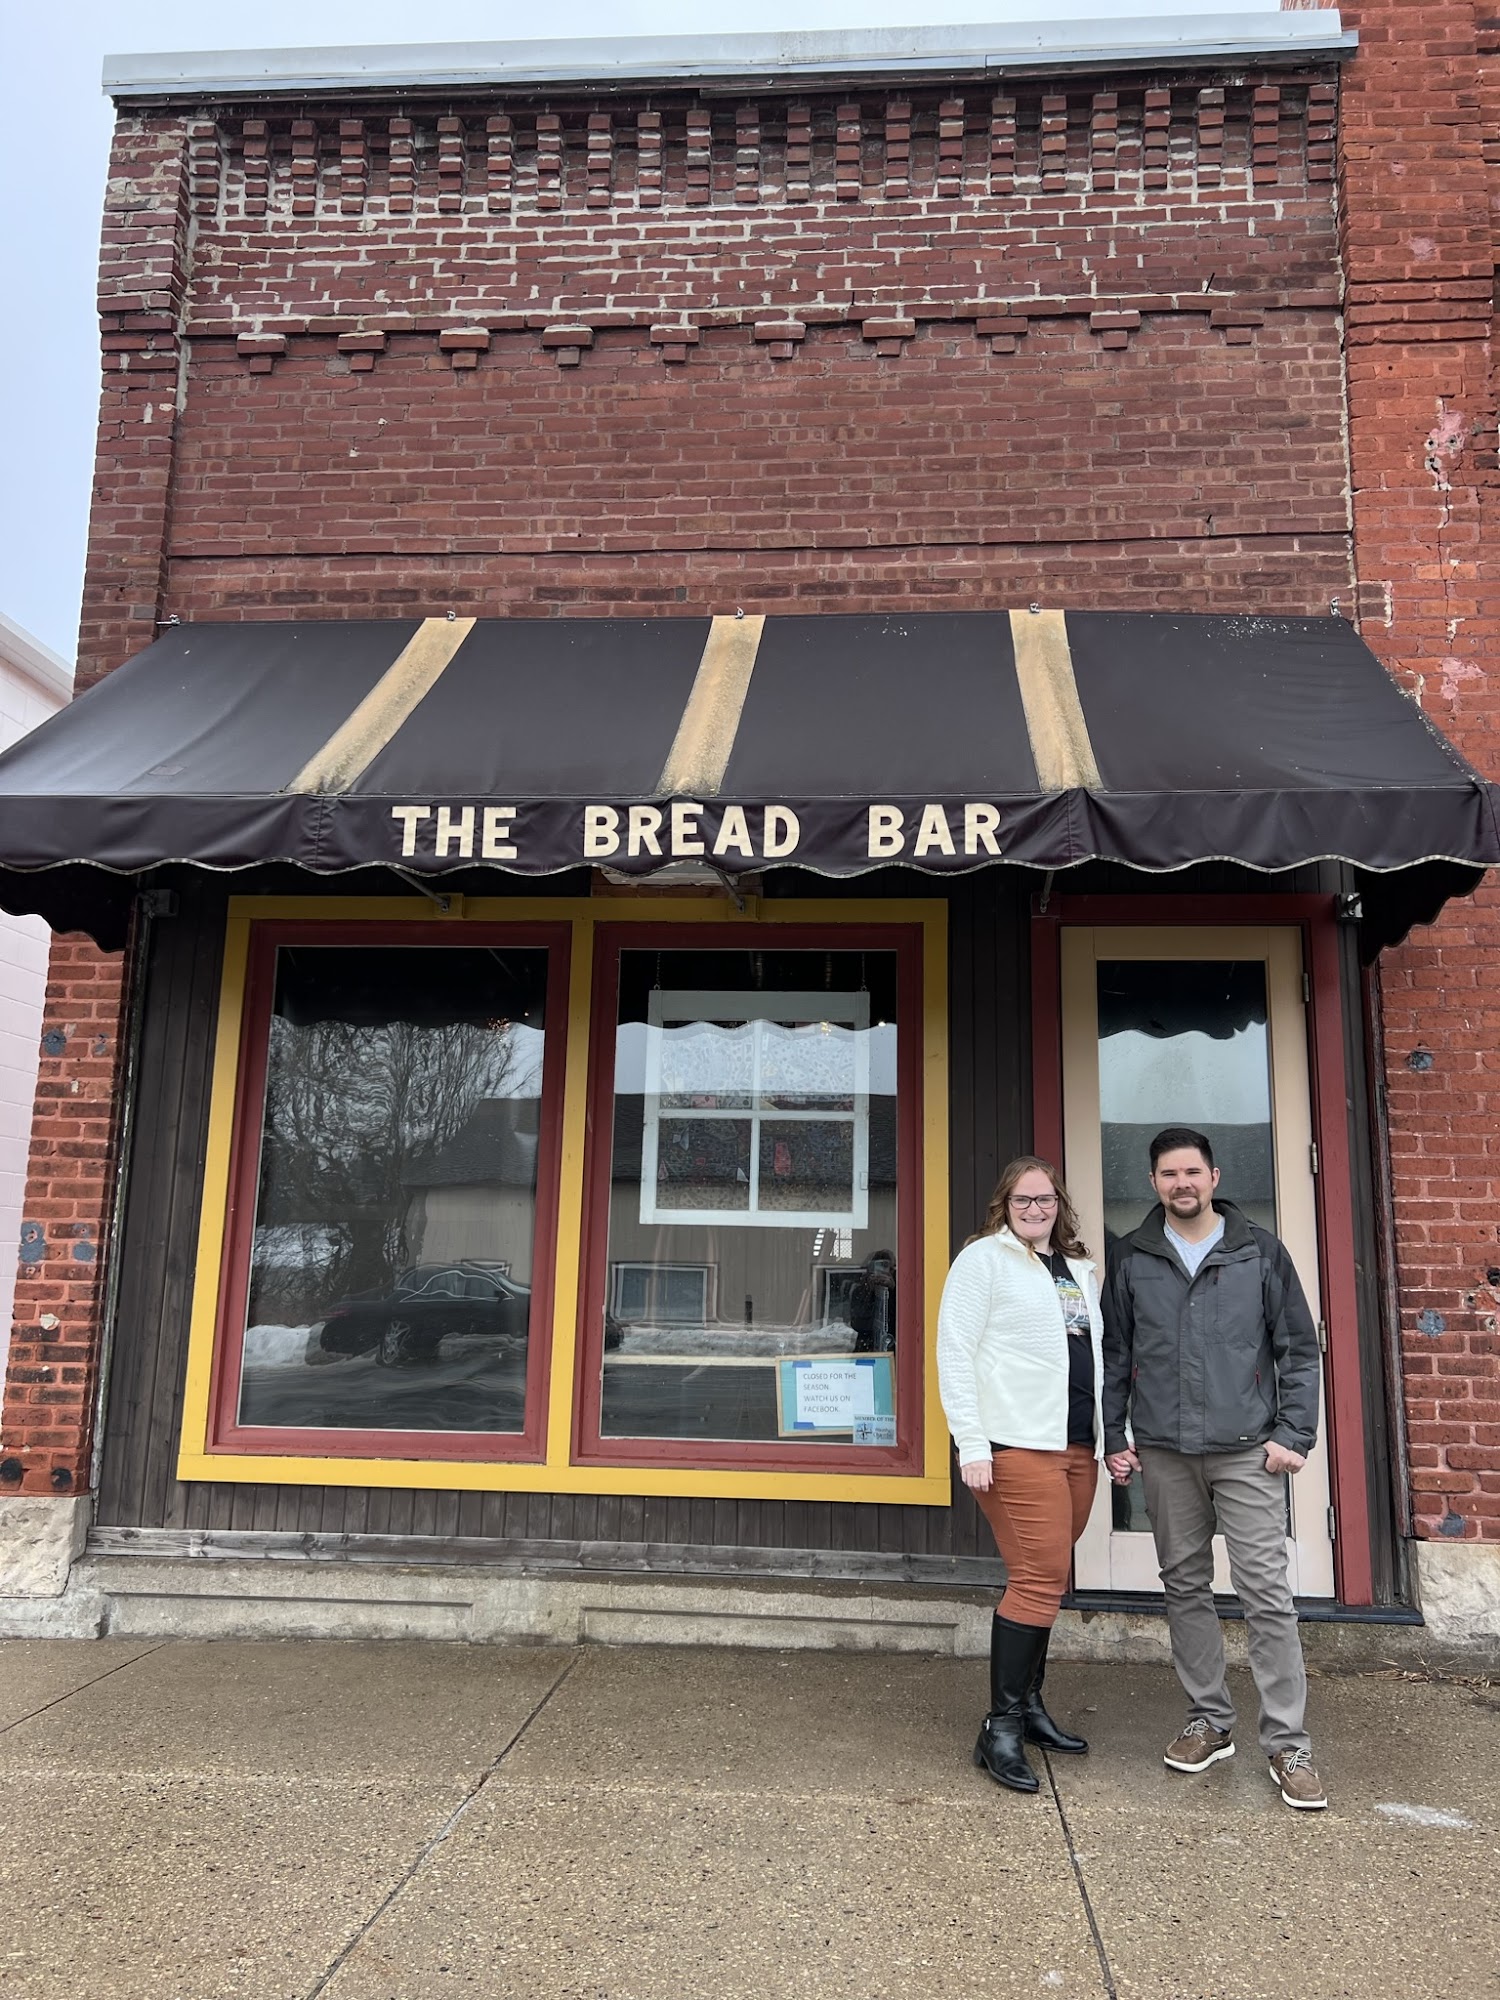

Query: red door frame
[
  {"left": 571, "top": 920, "right": 928, "bottom": 1476},
  {"left": 205, "top": 918, "right": 572, "bottom": 1463},
  {"left": 1031, "top": 894, "right": 1373, "bottom": 1605}
]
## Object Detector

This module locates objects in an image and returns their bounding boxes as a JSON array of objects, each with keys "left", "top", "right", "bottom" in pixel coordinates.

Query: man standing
[{"left": 1102, "top": 1126, "right": 1327, "bottom": 1811}]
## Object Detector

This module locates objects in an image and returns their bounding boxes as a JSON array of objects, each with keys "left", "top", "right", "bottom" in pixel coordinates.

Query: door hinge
[
  {"left": 1302, "top": 971, "right": 1311, "bottom": 1005},
  {"left": 1316, "top": 1319, "right": 1328, "bottom": 1354},
  {"left": 1326, "top": 1505, "right": 1337, "bottom": 1544},
  {"left": 1309, "top": 1141, "right": 1319, "bottom": 1175}
]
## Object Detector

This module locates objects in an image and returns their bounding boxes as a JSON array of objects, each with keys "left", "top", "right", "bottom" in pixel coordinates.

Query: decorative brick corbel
[
  {"left": 337, "top": 331, "right": 387, "bottom": 373},
  {"left": 237, "top": 332, "right": 287, "bottom": 375},
  {"left": 1089, "top": 309, "right": 1142, "bottom": 351},
  {"left": 973, "top": 306, "right": 1029, "bottom": 357},
  {"left": 861, "top": 316, "right": 916, "bottom": 359},
  {"left": 1210, "top": 307, "right": 1264, "bottom": 347},
  {"left": 1252, "top": 86, "right": 1282, "bottom": 187},
  {"left": 541, "top": 324, "right": 594, "bottom": 368},
  {"left": 650, "top": 324, "right": 701, "bottom": 366},
  {"left": 439, "top": 328, "right": 491, "bottom": 370},
  {"left": 754, "top": 318, "right": 808, "bottom": 361}
]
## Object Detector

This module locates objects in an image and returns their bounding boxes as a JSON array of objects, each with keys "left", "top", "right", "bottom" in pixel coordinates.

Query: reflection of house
[{"left": 403, "top": 1098, "right": 541, "bottom": 1280}]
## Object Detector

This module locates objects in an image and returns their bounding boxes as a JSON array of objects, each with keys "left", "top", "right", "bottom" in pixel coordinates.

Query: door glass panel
[
  {"left": 1097, "top": 960, "right": 1275, "bottom": 1244},
  {"left": 601, "top": 947, "right": 901, "bottom": 1443},
  {"left": 236, "top": 945, "right": 550, "bottom": 1433},
  {"left": 1097, "top": 958, "right": 1276, "bottom": 1529}
]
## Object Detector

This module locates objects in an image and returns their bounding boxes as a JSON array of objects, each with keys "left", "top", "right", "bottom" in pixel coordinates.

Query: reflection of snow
[
  {"left": 1099, "top": 1026, "right": 1270, "bottom": 1125},
  {"left": 613, "top": 1319, "right": 862, "bottom": 1359},
  {"left": 242, "top": 1323, "right": 319, "bottom": 1367}
]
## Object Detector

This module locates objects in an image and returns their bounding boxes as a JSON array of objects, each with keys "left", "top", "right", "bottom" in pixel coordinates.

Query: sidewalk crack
[
  {"left": 0, "top": 1641, "right": 168, "bottom": 1739},
  {"left": 1043, "top": 1753, "right": 1118, "bottom": 1999},
  {"left": 301, "top": 1653, "right": 581, "bottom": 2000}
]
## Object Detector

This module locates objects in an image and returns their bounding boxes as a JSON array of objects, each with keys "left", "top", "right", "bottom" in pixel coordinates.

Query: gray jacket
[{"left": 1101, "top": 1201, "right": 1320, "bottom": 1458}]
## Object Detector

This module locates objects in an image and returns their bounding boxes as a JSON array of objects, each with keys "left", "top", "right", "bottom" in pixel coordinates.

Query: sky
[{"left": 1, "top": 0, "right": 1283, "bottom": 663}]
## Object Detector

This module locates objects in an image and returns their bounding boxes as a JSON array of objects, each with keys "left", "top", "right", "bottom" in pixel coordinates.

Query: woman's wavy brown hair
[{"left": 968, "top": 1155, "right": 1089, "bottom": 1258}]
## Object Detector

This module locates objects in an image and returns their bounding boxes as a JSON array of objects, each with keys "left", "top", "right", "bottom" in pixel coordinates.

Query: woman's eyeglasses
[{"left": 1010, "top": 1193, "right": 1059, "bottom": 1211}]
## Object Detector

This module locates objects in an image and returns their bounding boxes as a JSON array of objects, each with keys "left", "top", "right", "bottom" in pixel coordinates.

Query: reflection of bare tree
[{"left": 251, "top": 1021, "right": 524, "bottom": 1323}]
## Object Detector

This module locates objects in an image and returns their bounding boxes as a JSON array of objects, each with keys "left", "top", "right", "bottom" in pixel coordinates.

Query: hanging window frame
[
  {"left": 639, "top": 988, "right": 872, "bottom": 1230},
  {"left": 175, "top": 894, "right": 953, "bottom": 1503}
]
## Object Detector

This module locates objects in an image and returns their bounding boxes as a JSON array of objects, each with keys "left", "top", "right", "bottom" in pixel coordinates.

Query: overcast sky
[{"left": 1, "top": 1, "right": 1282, "bottom": 663}]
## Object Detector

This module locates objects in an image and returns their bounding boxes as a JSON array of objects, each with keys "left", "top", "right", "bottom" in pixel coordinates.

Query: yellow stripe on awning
[
  {"left": 656, "top": 613, "right": 766, "bottom": 797},
  {"left": 285, "top": 616, "right": 477, "bottom": 795},
  {"left": 1009, "top": 608, "right": 1102, "bottom": 792}
]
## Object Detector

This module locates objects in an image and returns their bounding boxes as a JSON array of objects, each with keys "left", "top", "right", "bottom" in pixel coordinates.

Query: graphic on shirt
[{"left": 1049, "top": 1260, "right": 1090, "bottom": 1335}]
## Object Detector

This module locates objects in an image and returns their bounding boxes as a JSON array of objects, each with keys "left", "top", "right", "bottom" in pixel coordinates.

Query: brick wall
[
  {"left": 1, "top": 67, "right": 1354, "bottom": 1493},
  {"left": 1339, "top": 1, "right": 1500, "bottom": 1543},
  {"left": 0, "top": 118, "right": 193, "bottom": 1494}
]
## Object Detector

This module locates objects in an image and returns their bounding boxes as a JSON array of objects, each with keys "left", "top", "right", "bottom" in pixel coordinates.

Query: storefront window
[
  {"left": 231, "top": 942, "right": 554, "bottom": 1440},
  {"left": 593, "top": 944, "right": 904, "bottom": 1448}
]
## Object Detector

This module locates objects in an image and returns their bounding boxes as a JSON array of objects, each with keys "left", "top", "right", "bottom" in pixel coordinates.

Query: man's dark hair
[{"left": 1149, "top": 1126, "right": 1215, "bottom": 1171}]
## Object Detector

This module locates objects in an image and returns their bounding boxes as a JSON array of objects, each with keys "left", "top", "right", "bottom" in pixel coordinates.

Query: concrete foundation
[
  {"left": 0, "top": 1495, "right": 91, "bottom": 1600},
  {"left": 1413, "top": 1541, "right": 1500, "bottom": 1651},
  {"left": 1, "top": 1531, "right": 1495, "bottom": 1667}
]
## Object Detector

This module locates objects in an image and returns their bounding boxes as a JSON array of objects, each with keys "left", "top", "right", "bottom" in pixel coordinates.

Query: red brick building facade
[{"left": 0, "top": 2, "right": 1495, "bottom": 1648}]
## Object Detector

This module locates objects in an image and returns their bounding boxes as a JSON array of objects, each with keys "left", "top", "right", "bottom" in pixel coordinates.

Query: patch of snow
[
  {"left": 1374, "top": 1802, "right": 1473, "bottom": 1830},
  {"left": 242, "top": 1323, "right": 320, "bottom": 1367}
]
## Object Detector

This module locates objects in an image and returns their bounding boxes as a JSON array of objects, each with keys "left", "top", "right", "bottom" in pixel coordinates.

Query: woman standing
[{"left": 936, "top": 1156, "right": 1104, "bottom": 1793}]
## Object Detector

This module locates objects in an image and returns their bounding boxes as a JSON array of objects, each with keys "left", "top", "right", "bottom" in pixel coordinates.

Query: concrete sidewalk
[{"left": 0, "top": 1640, "right": 1494, "bottom": 2000}]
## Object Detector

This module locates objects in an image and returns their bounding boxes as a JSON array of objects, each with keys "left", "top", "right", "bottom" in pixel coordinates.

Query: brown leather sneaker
[
  {"left": 1268, "top": 1749, "right": 1328, "bottom": 1811},
  {"left": 1163, "top": 1718, "right": 1236, "bottom": 1772}
]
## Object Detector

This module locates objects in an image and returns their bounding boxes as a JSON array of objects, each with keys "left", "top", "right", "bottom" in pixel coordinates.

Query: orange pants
[{"left": 972, "top": 1443, "right": 1099, "bottom": 1628}]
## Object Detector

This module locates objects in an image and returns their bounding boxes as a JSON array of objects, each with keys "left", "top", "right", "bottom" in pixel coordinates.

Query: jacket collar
[
  {"left": 1125, "top": 1199, "right": 1254, "bottom": 1262},
  {"left": 994, "top": 1226, "right": 1095, "bottom": 1275}
]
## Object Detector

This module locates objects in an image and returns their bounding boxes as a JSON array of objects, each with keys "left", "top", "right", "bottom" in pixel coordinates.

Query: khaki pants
[{"left": 1138, "top": 1444, "right": 1310, "bottom": 1757}]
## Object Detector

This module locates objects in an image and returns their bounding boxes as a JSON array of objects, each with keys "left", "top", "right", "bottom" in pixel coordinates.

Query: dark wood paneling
[{"left": 94, "top": 873, "right": 1030, "bottom": 1569}]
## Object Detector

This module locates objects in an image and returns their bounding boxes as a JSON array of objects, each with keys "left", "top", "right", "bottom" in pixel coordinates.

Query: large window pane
[
  {"left": 236, "top": 945, "right": 550, "bottom": 1434},
  {"left": 602, "top": 948, "right": 901, "bottom": 1444}
]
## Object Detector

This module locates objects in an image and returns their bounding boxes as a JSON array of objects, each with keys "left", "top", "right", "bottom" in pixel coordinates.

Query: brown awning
[{"left": 0, "top": 609, "right": 1494, "bottom": 949}]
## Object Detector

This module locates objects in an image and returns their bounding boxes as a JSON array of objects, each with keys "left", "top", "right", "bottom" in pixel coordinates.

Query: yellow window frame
[{"left": 176, "top": 892, "right": 953, "bottom": 1504}]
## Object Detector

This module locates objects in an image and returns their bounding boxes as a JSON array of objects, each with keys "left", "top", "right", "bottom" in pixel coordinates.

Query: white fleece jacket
[{"left": 935, "top": 1228, "right": 1105, "bottom": 1467}]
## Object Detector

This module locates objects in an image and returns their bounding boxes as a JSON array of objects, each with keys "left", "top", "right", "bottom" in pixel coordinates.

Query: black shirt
[{"left": 1042, "top": 1250, "right": 1097, "bottom": 1448}]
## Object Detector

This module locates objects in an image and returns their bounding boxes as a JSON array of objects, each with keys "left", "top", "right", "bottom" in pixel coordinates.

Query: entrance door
[{"left": 1062, "top": 927, "right": 1335, "bottom": 1598}]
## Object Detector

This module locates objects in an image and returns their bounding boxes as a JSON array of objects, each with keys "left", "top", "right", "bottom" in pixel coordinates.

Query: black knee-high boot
[
  {"left": 1023, "top": 1628, "right": 1088, "bottom": 1755},
  {"left": 973, "top": 1614, "right": 1046, "bottom": 1793}
]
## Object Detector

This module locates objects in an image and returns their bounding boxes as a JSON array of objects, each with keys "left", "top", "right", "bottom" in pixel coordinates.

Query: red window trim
[
  {"left": 205, "top": 918, "right": 572, "bottom": 1463},
  {"left": 1030, "top": 894, "right": 1374, "bottom": 1606},
  {"left": 571, "top": 921, "right": 928, "bottom": 1476}
]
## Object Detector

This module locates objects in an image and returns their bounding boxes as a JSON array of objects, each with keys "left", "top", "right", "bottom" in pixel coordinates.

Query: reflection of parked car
[{"left": 318, "top": 1262, "right": 531, "bottom": 1367}]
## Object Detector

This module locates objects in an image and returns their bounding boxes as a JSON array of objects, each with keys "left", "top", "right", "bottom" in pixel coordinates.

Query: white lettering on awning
[
  {"left": 912, "top": 804, "right": 956, "bottom": 856},
  {"left": 434, "top": 805, "right": 475, "bottom": 858},
  {"left": 482, "top": 806, "right": 518, "bottom": 859},
  {"left": 583, "top": 805, "right": 621, "bottom": 857},
  {"left": 868, "top": 806, "right": 904, "bottom": 857},
  {"left": 390, "top": 805, "right": 432, "bottom": 857}
]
